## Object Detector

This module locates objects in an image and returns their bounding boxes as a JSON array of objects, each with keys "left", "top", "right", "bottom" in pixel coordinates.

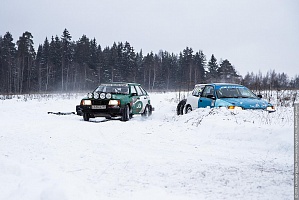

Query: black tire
[
  {"left": 148, "top": 105, "right": 153, "bottom": 116},
  {"left": 176, "top": 99, "right": 186, "bottom": 115},
  {"left": 121, "top": 105, "right": 130, "bottom": 121},
  {"left": 83, "top": 113, "right": 90, "bottom": 121},
  {"left": 142, "top": 105, "right": 152, "bottom": 118},
  {"left": 185, "top": 104, "right": 192, "bottom": 114}
]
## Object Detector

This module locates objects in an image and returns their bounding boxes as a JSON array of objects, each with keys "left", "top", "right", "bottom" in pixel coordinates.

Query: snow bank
[{"left": 0, "top": 92, "right": 294, "bottom": 199}]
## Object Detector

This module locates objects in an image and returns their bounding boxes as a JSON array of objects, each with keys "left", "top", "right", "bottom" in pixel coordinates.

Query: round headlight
[
  {"left": 106, "top": 93, "right": 112, "bottom": 99},
  {"left": 87, "top": 93, "right": 93, "bottom": 98},
  {"left": 94, "top": 92, "right": 99, "bottom": 99},
  {"left": 100, "top": 93, "right": 106, "bottom": 99}
]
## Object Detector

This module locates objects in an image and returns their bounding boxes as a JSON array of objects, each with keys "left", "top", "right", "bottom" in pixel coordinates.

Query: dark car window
[
  {"left": 217, "top": 87, "right": 239, "bottom": 98},
  {"left": 201, "top": 86, "right": 215, "bottom": 97},
  {"left": 95, "top": 85, "right": 129, "bottom": 94},
  {"left": 217, "top": 86, "right": 257, "bottom": 98}
]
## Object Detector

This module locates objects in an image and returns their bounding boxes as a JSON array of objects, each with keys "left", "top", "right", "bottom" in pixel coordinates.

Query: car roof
[
  {"left": 194, "top": 83, "right": 208, "bottom": 87},
  {"left": 195, "top": 83, "right": 243, "bottom": 87},
  {"left": 100, "top": 82, "right": 141, "bottom": 87},
  {"left": 194, "top": 83, "right": 246, "bottom": 90},
  {"left": 210, "top": 83, "right": 245, "bottom": 89}
]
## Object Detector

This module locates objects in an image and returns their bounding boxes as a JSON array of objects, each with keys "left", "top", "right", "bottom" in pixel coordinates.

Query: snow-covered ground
[{"left": 0, "top": 92, "right": 294, "bottom": 200}]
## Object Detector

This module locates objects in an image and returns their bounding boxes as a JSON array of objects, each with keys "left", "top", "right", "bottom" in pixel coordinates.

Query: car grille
[{"left": 92, "top": 100, "right": 109, "bottom": 105}]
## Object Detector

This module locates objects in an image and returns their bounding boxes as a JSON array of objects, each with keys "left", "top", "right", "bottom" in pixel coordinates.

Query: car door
[
  {"left": 198, "top": 85, "right": 216, "bottom": 108},
  {"left": 131, "top": 85, "right": 147, "bottom": 114}
]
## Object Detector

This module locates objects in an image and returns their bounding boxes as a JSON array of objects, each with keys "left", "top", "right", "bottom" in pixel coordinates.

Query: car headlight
[
  {"left": 106, "top": 93, "right": 112, "bottom": 99},
  {"left": 100, "top": 93, "right": 106, "bottom": 99},
  {"left": 228, "top": 106, "right": 243, "bottom": 110},
  {"left": 266, "top": 106, "right": 275, "bottom": 112},
  {"left": 87, "top": 93, "right": 93, "bottom": 98},
  {"left": 108, "top": 100, "right": 120, "bottom": 106},
  {"left": 81, "top": 100, "right": 92, "bottom": 105},
  {"left": 94, "top": 92, "right": 99, "bottom": 99}
]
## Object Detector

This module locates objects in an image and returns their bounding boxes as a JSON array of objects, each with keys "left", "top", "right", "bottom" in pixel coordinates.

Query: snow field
[{"left": 0, "top": 92, "right": 294, "bottom": 199}]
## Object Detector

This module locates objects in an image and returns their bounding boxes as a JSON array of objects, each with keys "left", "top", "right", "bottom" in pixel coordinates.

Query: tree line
[{"left": 0, "top": 29, "right": 298, "bottom": 94}]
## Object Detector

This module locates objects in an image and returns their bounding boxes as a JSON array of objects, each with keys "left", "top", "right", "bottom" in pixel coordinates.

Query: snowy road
[{"left": 0, "top": 93, "right": 294, "bottom": 199}]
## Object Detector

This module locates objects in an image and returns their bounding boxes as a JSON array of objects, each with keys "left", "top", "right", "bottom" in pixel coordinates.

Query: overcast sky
[{"left": 1, "top": 0, "right": 298, "bottom": 77}]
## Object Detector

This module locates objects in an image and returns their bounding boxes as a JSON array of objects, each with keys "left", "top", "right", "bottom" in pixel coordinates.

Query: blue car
[{"left": 177, "top": 83, "right": 275, "bottom": 114}]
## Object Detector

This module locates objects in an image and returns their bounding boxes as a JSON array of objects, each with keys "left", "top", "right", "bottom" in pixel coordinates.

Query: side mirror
[
  {"left": 257, "top": 94, "right": 262, "bottom": 98},
  {"left": 131, "top": 93, "right": 138, "bottom": 96}
]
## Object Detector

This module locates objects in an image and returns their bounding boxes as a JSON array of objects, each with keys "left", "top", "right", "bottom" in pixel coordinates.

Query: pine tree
[
  {"left": 61, "top": 28, "right": 73, "bottom": 91},
  {"left": 143, "top": 52, "right": 154, "bottom": 90},
  {"left": 180, "top": 47, "right": 194, "bottom": 90},
  {"left": 135, "top": 50, "right": 144, "bottom": 84},
  {"left": 16, "top": 31, "right": 36, "bottom": 93},
  {"left": 75, "top": 35, "right": 91, "bottom": 90},
  {"left": 41, "top": 38, "right": 50, "bottom": 91},
  {"left": 193, "top": 50, "right": 206, "bottom": 84},
  {"left": 49, "top": 36, "right": 62, "bottom": 91},
  {"left": 123, "top": 41, "right": 136, "bottom": 82},
  {"left": 89, "top": 38, "right": 100, "bottom": 85},
  {"left": 102, "top": 46, "right": 111, "bottom": 83},
  {"left": 96, "top": 43, "right": 103, "bottom": 84},
  {"left": 218, "top": 59, "right": 239, "bottom": 83},
  {"left": 0, "top": 32, "right": 16, "bottom": 93},
  {"left": 36, "top": 44, "right": 43, "bottom": 92},
  {"left": 206, "top": 54, "right": 219, "bottom": 82}
]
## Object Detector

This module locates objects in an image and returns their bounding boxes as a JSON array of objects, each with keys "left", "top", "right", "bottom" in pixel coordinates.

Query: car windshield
[
  {"left": 94, "top": 85, "right": 129, "bottom": 94},
  {"left": 216, "top": 86, "right": 257, "bottom": 99}
]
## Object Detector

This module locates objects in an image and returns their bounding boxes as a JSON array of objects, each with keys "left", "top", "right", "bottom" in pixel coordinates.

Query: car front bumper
[{"left": 77, "top": 105, "right": 123, "bottom": 118}]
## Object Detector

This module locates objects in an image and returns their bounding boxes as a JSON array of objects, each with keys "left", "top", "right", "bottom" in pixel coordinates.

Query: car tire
[
  {"left": 177, "top": 99, "right": 186, "bottom": 115},
  {"left": 121, "top": 105, "right": 130, "bottom": 121},
  {"left": 83, "top": 113, "right": 90, "bottom": 121},
  {"left": 142, "top": 105, "right": 152, "bottom": 118},
  {"left": 185, "top": 104, "right": 192, "bottom": 114}
]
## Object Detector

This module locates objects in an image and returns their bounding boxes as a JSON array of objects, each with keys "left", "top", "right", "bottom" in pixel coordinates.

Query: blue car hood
[{"left": 221, "top": 98, "right": 269, "bottom": 109}]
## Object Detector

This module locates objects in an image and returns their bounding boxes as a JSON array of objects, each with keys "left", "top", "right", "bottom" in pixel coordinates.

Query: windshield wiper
[
  {"left": 220, "top": 96, "right": 234, "bottom": 98},
  {"left": 237, "top": 96, "right": 249, "bottom": 98}
]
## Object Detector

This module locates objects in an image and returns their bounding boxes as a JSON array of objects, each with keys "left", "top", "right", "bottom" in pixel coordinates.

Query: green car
[{"left": 76, "top": 83, "right": 153, "bottom": 121}]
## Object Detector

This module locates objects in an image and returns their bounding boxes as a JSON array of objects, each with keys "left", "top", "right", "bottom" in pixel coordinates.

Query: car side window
[
  {"left": 201, "top": 86, "right": 215, "bottom": 97},
  {"left": 192, "top": 88, "right": 199, "bottom": 96},
  {"left": 135, "top": 86, "right": 144, "bottom": 96},
  {"left": 192, "top": 86, "right": 204, "bottom": 96},
  {"left": 130, "top": 86, "right": 137, "bottom": 95},
  {"left": 139, "top": 86, "right": 148, "bottom": 95}
]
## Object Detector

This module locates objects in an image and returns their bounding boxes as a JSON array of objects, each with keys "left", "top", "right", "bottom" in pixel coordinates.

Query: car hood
[{"left": 221, "top": 98, "right": 270, "bottom": 109}]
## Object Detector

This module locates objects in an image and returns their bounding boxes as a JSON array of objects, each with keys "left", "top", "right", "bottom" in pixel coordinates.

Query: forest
[{"left": 1, "top": 29, "right": 299, "bottom": 94}]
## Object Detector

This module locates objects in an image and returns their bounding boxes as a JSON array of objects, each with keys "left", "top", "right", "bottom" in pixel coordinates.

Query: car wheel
[
  {"left": 185, "top": 104, "right": 192, "bottom": 114},
  {"left": 121, "top": 105, "right": 130, "bottom": 121},
  {"left": 83, "top": 113, "right": 90, "bottom": 121},
  {"left": 142, "top": 105, "right": 151, "bottom": 118},
  {"left": 177, "top": 99, "right": 186, "bottom": 115}
]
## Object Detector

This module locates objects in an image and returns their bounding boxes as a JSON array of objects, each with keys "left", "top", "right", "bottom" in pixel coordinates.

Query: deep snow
[{"left": 0, "top": 92, "right": 294, "bottom": 200}]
